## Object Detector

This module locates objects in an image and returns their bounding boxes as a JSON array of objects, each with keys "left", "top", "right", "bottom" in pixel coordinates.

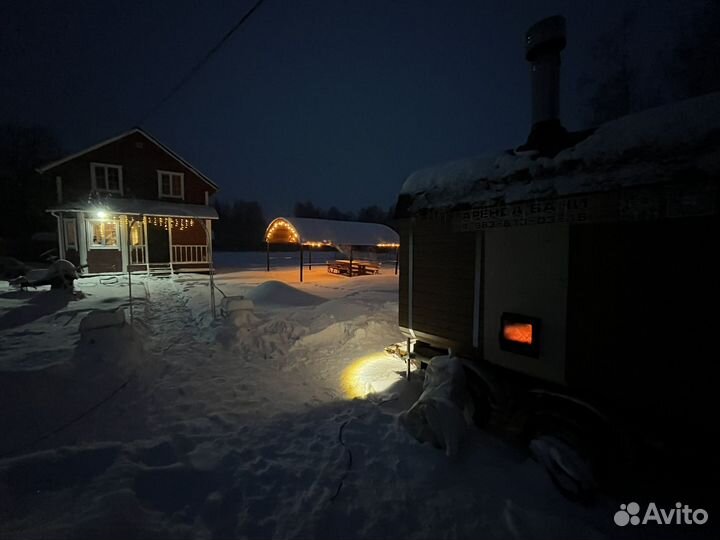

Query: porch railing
[
  {"left": 172, "top": 244, "right": 208, "bottom": 263},
  {"left": 130, "top": 245, "right": 146, "bottom": 265}
]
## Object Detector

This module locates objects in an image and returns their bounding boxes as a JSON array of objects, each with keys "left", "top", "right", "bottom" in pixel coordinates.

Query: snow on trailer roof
[
  {"left": 265, "top": 217, "right": 399, "bottom": 247},
  {"left": 47, "top": 198, "right": 219, "bottom": 219},
  {"left": 400, "top": 92, "right": 720, "bottom": 213}
]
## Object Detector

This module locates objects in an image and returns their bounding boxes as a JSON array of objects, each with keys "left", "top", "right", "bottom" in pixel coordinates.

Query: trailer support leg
[{"left": 406, "top": 337, "right": 412, "bottom": 380}]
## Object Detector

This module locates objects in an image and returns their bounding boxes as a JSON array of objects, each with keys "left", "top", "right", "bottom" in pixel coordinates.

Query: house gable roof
[{"left": 37, "top": 127, "right": 219, "bottom": 191}]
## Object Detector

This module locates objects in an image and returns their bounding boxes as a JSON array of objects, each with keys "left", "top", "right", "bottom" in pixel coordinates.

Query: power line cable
[
  {"left": 0, "top": 377, "right": 132, "bottom": 460},
  {"left": 138, "top": 0, "right": 267, "bottom": 125}
]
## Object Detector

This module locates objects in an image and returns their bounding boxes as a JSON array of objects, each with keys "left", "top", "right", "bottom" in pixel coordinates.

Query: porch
[
  {"left": 47, "top": 199, "right": 218, "bottom": 274},
  {"left": 127, "top": 216, "right": 212, "bottom": 274}
]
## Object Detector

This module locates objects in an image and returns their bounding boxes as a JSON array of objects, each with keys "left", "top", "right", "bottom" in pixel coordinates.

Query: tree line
[
  {"left": 579, "top": 1, "right": 720, "bottom": 125},
  {"left": 292, "top": 201, "right": 395, "bottom": 225},
  {"left": 0, "top": 124, "right": 396, "bottom": 257}
]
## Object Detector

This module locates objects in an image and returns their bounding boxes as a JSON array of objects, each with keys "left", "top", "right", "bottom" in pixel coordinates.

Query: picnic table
[{"left": 327, "top": 259, "right": 381, "bottom": 276}]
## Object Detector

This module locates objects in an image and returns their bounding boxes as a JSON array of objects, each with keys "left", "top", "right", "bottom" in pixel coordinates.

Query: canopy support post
[
  {"left": 395, "top": 245, "right": 399, "bottom": 275},
  {"left": 127, "top": 218, "right": 134, "bottom": 326},
  {"left": 349, "top": 246, "right": 353, "bottom": 278},
  {"left": 299, "top": 242, "right": 304, "bottom": 283},
  {"left": 207, "top": 219, "right": 216, "bottom": 321},
  {"left": 308, "top": 245, "right": 312, "bottom": 270},
  {"left": 266, "top": 241, "right": 270, "bottom": 271},
  {"left": 142, "top": 216, "right": 149, "bottom": 274}
]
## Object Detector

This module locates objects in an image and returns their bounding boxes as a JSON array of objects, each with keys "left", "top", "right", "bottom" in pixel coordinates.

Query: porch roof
[{"left": 47, "top": 199, "right": 218, "bottom": 219}]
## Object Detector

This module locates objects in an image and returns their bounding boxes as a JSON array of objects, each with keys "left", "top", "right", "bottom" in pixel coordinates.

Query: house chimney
[{"left": 518, "top": 15, "right": 569, "bottom": 156}]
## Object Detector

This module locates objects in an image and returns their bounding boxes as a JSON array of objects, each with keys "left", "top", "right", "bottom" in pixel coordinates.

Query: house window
[
  {"left": 158, "top": 171, "right": 184, "bottom": 199},
  {"left": 63, "top": 218, "right": 78, "bottom": 250},
  {"left": 87, "top": 220, "right": 119, "bottom": 248},
  {"left": 91, "top": 163, "right": 123, "bottom": 194}
]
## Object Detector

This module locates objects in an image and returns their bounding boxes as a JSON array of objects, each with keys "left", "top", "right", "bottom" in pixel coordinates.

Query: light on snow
[{"left": 341, "top": 352, "right": 409, "bottom": 399}]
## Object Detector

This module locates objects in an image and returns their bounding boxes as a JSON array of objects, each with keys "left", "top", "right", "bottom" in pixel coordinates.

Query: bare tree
[{"left": 0, "top": 123, "right": 62, "bottom": 255}]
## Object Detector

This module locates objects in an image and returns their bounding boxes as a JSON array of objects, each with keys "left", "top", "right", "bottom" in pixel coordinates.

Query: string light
[{"left": 265, "top": 219, "right": 300, "bottom": 244}]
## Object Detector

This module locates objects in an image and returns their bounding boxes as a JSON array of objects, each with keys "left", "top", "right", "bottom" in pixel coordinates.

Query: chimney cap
[{"left": 525, "top": 15, "right": 566, "bottom": 61}]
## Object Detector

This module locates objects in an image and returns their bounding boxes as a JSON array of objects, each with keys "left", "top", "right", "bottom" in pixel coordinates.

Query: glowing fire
[{"left": 503, "top": 322, "right": 533, "bottom": 345}]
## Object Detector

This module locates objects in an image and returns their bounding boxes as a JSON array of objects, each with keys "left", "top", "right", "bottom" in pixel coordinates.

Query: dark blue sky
[{"left": 2, "top": 0, "right": 694, "bottom": 217}]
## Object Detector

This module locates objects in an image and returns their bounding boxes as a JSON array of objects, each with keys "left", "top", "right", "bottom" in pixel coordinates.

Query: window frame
[
  {"left": 90, "top": 162, "right": 123, "bottom": 195},
  {"left": 157, "top": 170, "right": 185, "bottom": 200},
  {"left": 86, "top": 219, "right": 120, "bottom": 250}
]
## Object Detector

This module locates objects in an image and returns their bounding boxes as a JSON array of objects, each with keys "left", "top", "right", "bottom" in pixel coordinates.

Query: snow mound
[
  {"left": 79, "top": 309, "right": 125, "bottom": 332},
  {"left": 400, "top": 355, "right": 468, "bottom": 458},
  {"left": 245, "top": 280, "right": 325, "bottom": 308},
  {"left": 530, "top": 435, "right": 596, "bottom": 499},
  {"left": 221, "top": 296, "right": 254, "bottom": 313}
]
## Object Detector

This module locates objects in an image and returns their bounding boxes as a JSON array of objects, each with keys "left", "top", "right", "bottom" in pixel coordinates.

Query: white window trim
[
  {"left": 157, "top": 170, "right": 185, "bottom": 200},
  {"left": 63, "top": 218, "right": 78, "bottom": 250},
  {"left": 90, "top": 162, "right": 124, "bottom": 195},
  {"left": 86, "top": 219, "right": 120, "bottom": 250}
]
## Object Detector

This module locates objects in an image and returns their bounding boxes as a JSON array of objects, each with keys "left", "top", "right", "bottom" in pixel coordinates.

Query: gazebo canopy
[{"left": 265, "top": 217, "right": 399, "bottom": 247}]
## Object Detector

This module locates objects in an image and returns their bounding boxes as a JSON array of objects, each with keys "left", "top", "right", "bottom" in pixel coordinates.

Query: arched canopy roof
[{"left": 265, "top": 217, "right": 399, "bottom": 247}]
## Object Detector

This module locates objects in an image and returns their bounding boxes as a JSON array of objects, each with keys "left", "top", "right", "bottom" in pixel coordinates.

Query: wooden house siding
[
  {"left": 51, "top": 131, "right": 215, "bottom": 205},
  {"left": 87, "top": 249, "right": 122, "bottom": 274},
  {"left": 170, "top": 221, "right": 207, "bottom": 245}
]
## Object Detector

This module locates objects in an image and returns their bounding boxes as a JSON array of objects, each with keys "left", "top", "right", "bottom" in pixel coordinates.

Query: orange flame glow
[{"left": 503, "top": 322, "right": 533, "bottom": 345}]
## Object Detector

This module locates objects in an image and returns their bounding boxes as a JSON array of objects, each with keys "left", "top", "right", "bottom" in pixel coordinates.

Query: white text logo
[{"left": 614, "top": 502, "right": 708, "bottom": 527}]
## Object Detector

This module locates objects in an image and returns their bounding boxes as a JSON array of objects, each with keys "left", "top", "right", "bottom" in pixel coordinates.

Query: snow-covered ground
[{"left": 1, "top": 252, "right": 628, "bottom": 539}]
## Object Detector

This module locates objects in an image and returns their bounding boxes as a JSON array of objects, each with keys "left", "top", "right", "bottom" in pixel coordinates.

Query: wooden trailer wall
[
  {"left": 398, "top": 214, "right": 476, "bottom": 351},
  {"left": 482, "top": 223, "right": 569, "bottom": 385},
  {"left": 399, "top": 214, "right": 572, "bottom": 387},
  {"left": 399, "top": 187, "right": 718, "bottom": 423},
  {"left": 565, "top": 214, "right": 720, "bottom": 419}
]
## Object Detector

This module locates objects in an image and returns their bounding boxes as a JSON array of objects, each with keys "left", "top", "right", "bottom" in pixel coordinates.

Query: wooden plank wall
[{"left": 400, "top": 214, "right": 476, "bottom": 346}]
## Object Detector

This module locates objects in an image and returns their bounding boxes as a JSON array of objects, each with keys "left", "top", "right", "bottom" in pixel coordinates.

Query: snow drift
[
  {"left": 245, "top": 280, "right": 325, "bottom": 308},
  {"left": 400, "top": 355, "right": 468, "bottom": 458}
]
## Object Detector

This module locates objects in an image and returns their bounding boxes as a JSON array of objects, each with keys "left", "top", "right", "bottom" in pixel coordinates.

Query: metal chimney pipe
[{"left": 525, "top": 16, "right": 566, "bottom": 127}]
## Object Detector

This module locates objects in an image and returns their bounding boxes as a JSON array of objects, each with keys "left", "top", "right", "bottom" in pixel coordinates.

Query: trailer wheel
[{"left": 524, "top": 403, "right": 611, "bottom": 501}]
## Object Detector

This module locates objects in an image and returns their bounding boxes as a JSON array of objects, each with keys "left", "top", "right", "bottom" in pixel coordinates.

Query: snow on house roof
[
  {"left": 47, "top": 198, "right": 219, "bottom": 219},
  {"left": 400, "top": 92, "right": 720, "bottom": 213},
  {"left": 37, "top": 127, "right": 219, "bottom": 190},
  {"left": 265, "top": 217, "right": 399, "bottom": 246}
]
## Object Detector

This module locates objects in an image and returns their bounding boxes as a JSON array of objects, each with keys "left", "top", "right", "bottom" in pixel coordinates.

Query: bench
[{"left": 327, "top": 259, "right": 381, "bottom": 276}]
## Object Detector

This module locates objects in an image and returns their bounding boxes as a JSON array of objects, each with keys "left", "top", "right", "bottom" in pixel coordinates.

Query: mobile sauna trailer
[{"left": 396, "top": 17, "right": 720, "bottom": 453}]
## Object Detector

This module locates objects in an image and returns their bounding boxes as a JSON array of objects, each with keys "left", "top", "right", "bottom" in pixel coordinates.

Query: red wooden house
[{"left": 39, "top": 128, "right": 219, "bottom": 274}]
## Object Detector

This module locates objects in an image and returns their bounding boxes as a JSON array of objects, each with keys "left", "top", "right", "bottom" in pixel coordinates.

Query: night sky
[{"left": 2, "top": 0, "right": 695, "bottom": 217}]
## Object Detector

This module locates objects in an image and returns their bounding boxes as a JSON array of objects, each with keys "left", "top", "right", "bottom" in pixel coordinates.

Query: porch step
[{"left": 147, "top": 263, "right": 173, "bottom": 275}]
